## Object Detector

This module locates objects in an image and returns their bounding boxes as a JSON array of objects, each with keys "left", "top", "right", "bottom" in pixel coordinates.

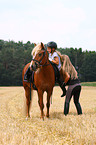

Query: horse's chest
[{"left": 34, "top": 70, "right": 54, "bottom": 89}]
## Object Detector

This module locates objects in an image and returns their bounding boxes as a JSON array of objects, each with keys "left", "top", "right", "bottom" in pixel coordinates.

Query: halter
[{"left": 32, "top": 50, "right": 49, "bottom": 67}]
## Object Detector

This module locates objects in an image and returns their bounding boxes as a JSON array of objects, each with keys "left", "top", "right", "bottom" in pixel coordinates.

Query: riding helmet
[{"left": 47, "top": 41, "right": 57, "bottom": 49}]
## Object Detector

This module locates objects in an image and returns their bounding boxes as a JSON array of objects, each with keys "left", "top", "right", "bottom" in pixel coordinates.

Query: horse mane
[
  {"left": 31, "top": 42, "right": 45, "bottom": 57},
  {"left": 62, "top": 55, "right": 78, "bottom": 79}
]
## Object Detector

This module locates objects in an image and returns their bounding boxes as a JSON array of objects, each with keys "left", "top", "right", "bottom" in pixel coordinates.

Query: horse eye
[{"left": 39, "top": 53, "right": 42, "bottom": 57}]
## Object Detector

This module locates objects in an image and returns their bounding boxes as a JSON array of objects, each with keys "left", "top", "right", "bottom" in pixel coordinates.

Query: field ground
[{"left": 0, "top": 86, "right": 96, "bottom": 145}]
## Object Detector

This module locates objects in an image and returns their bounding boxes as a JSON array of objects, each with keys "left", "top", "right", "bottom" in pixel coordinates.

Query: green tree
[
  {"left": 80, "top": 51, "right": 96, "bottom": 81},
  {"left": 0, "top": 39, "right": 96, "bottom": 86}
]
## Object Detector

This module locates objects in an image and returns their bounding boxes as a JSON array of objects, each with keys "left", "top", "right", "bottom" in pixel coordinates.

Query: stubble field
[{"left": 0, "top": 86, "right": 96, "bottom": 145}]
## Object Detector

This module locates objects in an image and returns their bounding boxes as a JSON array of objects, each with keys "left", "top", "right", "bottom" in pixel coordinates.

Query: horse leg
[
  {"left": 37, "top": 90, "right": 44, "bottom": 120},
  {"left": 46, "top": 90, "right": 52, "bottom": 118},
  {"left": 25, "top": 87, "right": 31, "bottom": 118}
]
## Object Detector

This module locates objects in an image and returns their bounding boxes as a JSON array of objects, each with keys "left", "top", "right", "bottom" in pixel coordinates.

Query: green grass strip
[{"left": 81, "top": 82, "right": 96, "bottom": 87}]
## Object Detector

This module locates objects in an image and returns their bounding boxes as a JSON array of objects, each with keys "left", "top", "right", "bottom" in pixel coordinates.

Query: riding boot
[
  {"left": 24, "top": 67, "right": 32, "bottom": 81},
  {"left": 75, "top": 103, "right": 82, "bottom": 115},
  {"left": 58, "top": 79, "right": 66, "bottom": 97},
  {"left": 64, "top": 102, "right": 69, "bottom": 116}
]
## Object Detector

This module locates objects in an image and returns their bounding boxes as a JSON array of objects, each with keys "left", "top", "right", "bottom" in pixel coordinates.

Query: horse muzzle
[
  {"left": 31, "top": 64, "right": 37, "bottom": 71},
  {"left": 31, "top": 61, "right": 39, "bottom": 71}
]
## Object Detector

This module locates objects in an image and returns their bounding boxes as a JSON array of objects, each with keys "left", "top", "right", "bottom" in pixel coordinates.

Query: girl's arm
[{"left": 52, "top": 56, "right": 59, "bottom": 65}]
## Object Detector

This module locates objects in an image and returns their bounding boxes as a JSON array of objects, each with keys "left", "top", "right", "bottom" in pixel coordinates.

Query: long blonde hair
[
  {"left": 62, "top": 55, "right": 78, "bottom": 79},
  {"left": 55, "top": 50, "right": 62, "bottom": 62}
]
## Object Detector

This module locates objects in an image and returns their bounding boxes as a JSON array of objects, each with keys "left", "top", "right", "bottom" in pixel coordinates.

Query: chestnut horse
[{"left": 22, "top": 43, "right": 55, "bottom": 119}]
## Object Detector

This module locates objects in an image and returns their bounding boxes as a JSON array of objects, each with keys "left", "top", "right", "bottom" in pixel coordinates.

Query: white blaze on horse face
[
  {"left": 30, "top": 52, "right": 37, "bottom": 67},
  {"left": 33, "top": 55, "right": 35, "bottom": 59},
  {"left": 30, "top": 61, "right": 33, "bottom": 67},
  {"left": 33, "top": 52, "right": 36, "bottom": 59}
]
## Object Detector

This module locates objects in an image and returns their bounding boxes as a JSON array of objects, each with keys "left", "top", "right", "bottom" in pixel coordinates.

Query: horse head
[{"left": 30, "top": 42, "right": 48, "bottom": 71}]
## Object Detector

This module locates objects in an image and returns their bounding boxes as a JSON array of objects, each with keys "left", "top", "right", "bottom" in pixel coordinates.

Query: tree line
[{"left": 0, "top": 40, "right": 96, "bottom": 86}]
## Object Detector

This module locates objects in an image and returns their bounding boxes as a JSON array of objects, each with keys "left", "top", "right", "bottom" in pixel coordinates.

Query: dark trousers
[{"left": 64, "top": 84, "right": 82, "bottom": 115}]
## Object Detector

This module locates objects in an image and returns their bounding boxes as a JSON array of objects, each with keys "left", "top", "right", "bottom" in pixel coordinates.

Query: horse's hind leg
[
  {"left": 24, "top": 87, "right": 31, "bottom": 118},
  {"left": 46, "top": 90, "right": 52, "bottom": 118},
  {"left": 37, "top": 90, "right": 44, "bottom": 120}
]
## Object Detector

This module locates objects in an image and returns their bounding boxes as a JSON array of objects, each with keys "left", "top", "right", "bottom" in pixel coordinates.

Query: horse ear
[
  {"left": 41, "top": 42, "right": 45, "bottom": 49},
  {"left": 34, "top": 43, "right": 36, "bottom": 47}
]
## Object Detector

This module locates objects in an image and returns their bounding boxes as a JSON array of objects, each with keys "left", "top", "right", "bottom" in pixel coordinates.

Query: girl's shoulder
[{"left": 53, "top": 51, "right": 58, "bottom": 57}]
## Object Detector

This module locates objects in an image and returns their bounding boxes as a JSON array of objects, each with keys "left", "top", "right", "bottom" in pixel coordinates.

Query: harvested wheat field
[{"left": 0, "top": 86, "right": 96, "bottom": 145}]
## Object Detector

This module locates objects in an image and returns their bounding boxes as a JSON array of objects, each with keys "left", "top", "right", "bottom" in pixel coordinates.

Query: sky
[{"left": 0, "top": 0, "right": 96, "bottom": 51}]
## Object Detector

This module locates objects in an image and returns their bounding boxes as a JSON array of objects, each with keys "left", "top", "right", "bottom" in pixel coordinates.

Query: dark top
[{"left": 66, "top": 78, "right": 80, "bottom": 86}]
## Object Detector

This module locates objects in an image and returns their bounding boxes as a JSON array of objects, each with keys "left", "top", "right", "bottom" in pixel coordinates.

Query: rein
[{"left": 32, "top": 50, "right": 50, "bottom": 67}]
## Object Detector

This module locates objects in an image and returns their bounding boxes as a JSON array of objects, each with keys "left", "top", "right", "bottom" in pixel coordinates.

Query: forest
[{"left": 0, "top": 39, "right": 96, "bottom": 86}]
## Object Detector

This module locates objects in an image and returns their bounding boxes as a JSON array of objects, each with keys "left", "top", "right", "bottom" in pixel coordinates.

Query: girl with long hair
[{"left": 62, "top": 55, "right": 82, "bottom": 115}]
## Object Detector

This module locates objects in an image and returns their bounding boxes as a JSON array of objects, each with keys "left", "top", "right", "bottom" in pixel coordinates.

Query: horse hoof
[
  {"left": 46, "top": 114, "right": 49, "bottom": 118},
  {"left": 26, "top": 117, "right": 28, "bottom": 120},
  {"left": 40, "top": 116, "right": 44, "bottom": 121},
  {"left": 26, "top": 115, "right": 30, "bottom": 120}
]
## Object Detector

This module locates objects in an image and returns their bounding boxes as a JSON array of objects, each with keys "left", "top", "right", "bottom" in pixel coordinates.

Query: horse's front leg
[
  {"left": 46, "top": 90, "right": 52, "bottom": 118},
  {"left": 38, "top": 90, "right": 44, "bottom": 120},
  {"left": 25, "top": 87, "right": 31, "bottom": 118}
]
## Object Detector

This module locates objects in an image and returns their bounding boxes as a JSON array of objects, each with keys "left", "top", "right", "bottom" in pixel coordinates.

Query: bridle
[{"left": 31, "top": 50, "right": 50, "bottom": 67}]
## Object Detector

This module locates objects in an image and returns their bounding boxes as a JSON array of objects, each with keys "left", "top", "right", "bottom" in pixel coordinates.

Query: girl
[
  {"left": 62, "top": 55, "right": 82, "bottom": 115},
  {"left": 47, "top": 41, "right": 69, "bottom": 97}
]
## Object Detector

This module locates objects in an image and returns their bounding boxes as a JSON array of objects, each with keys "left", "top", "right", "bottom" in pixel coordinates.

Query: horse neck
[{"left": 36, "top": 61, "right": 51, "bottom": 74}]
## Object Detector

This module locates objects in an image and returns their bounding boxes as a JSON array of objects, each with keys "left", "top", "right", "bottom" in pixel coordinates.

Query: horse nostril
[
  {"left": 31, "top": 65, "right": 36, "bottom": 71},
  {"left": 31, "top": 65, "right": 34, "bottom": 69}
]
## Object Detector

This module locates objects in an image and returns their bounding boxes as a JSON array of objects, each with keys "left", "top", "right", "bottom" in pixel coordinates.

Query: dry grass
[{"left": 0, "top": 86, "right": 96, "bottom": 145}]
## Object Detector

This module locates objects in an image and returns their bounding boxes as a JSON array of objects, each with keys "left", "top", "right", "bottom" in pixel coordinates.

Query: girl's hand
[{"left": 49, "top": 58, "right": 52, "bottom": 61}]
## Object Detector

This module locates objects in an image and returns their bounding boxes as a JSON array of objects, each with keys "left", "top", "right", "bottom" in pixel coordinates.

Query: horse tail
[{"left": 30, "top": 80, "right": 31, "bottom": 101}]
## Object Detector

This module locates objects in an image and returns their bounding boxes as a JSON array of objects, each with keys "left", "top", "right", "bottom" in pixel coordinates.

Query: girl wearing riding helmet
[
  {"left": 46, "top": 41, "right": 67, "bottom": 97},
  {"left": 47, "top": 41, "right": 61, "bottom": 70}
]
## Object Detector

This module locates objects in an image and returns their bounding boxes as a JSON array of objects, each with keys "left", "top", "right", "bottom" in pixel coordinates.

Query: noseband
[{"left": 32, "top": 50, "right": 49, "bottom": 67}]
